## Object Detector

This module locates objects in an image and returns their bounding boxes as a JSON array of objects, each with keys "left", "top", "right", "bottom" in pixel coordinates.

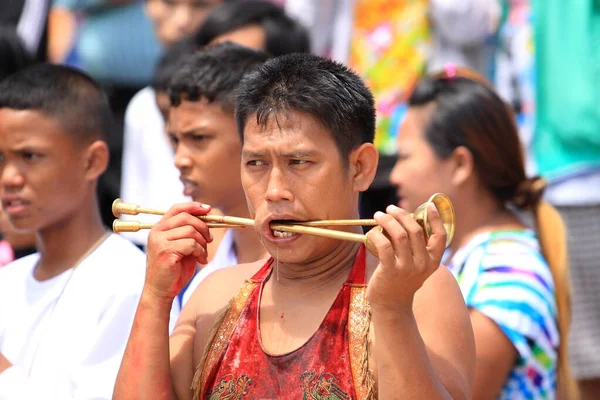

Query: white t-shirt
[
  {"left": 0, "top": 233, "right": 146, "bottom": 399},
  {"left": 169, "top": 229, "right": 237, "bottom": 333},
  {"left": 120, "top": 87, "right": 189, "bottom": 247}
]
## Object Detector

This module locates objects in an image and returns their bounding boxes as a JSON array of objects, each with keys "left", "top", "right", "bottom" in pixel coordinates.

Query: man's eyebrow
[
  {"left": 242, "top": 151, "right": 264, "bottom": 158},
  {"left": 168, "top": 127, "right": 212, "bottom": 137},
  {"left": 280, "top": 151, "right": 318, "bottom": 158}
]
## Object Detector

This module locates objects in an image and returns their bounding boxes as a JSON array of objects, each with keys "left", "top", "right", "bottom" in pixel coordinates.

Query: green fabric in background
[{"left": 532, "top": 0, "right": 600, "bottom": 181}]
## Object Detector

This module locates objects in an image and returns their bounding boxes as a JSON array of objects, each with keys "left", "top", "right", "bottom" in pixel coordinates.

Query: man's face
[
  {"left": 0, "top": 109, "right": 88, "bottom": 233},
  {"left": 146, "top": 0, "right": 224, "bottom": 46},
  {"left": 169, "top": 98, "right": 245, "bottom": 212},
  {"left": 241, "top": 111, "right": 357, "bottom": 264}
]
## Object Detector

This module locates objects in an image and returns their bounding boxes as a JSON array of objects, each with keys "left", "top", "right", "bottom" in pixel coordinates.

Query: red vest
[{"left": 195, "top": 245, "right": 372, "bottom": 400}]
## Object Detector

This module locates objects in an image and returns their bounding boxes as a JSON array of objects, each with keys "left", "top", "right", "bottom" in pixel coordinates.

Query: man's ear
[
  {"left": 348, "top": 143, "right": 379, "bottom": 192},
  {"left": 83, "top": 140, "right": 109, "bottom": 181}
]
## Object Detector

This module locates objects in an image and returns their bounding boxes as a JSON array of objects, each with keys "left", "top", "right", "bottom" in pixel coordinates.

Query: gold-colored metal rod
[
  {"left": 299, "top": 219, "right": 377, "bottom": 227},
  {"left": 111, "top": 193, "right": 455, "bottom": 249},
  {"left": 269, "top": 223, "right": 367, "bottom": 243},
  {"left": 112, "top": 220, "right": 247, "bottom": 233},
  {"left": 112, "top": 199, "right": 256, "bottom": 227},
  {"left": 299, "top": 216, "right": 412, "bottom": 226},
  {"left": 112, "top": 199, "right": 166, "bottom": 217},
  {"left": 113, "top": 200, "right": 410, "bottom": 228},
  {"left": 113, "top": 218, "right": 366, "bottom": 242}
]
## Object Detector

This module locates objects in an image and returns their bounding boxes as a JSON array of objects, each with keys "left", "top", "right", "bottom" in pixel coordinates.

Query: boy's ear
[
  {"left": 83, "top": 140, "right": 109, "bottom": 181},
  {"left": 349, "top": 143, "right": 378, "bottom": 192}
]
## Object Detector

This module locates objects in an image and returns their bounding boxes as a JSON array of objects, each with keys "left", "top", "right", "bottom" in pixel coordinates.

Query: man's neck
[
  {"left": 34, "top": 202, "right": 107, "bottom": 281},
  {"left": 272, "top": 241, "right": 360, "bottom": 293}
]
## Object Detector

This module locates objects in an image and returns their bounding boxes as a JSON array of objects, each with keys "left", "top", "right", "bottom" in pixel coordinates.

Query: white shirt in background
[
  {"left": 169, "top": 229, "right": 237, "bottom": 333},
  {"left": 120, "top": 87, "right": 189, "bottom": 247},
  {"left": 0, "top": 234, "right": 146, "bottom": 399}
]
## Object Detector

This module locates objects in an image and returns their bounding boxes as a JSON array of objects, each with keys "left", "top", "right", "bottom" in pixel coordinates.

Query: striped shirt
[{"left": 443, "top": 230, "right": 558, "bottom": 399}]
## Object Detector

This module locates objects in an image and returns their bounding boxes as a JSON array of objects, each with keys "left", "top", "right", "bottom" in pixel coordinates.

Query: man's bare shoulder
[{"left": 186, "top": 258, "right": 270, "bottom": 316}]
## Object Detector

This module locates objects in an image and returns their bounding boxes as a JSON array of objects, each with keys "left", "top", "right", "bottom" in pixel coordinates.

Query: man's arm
[
  {"left": 113, "top": 291, "right": 176, "bottom": 400},
  {"left": 371, "top": 267, "right": 475, "bottom": 400},
  {"left": 114, "top": 203, "right": 213, "bottom": 400},
  {"left": 367, "top": 204, "right": 475, "bottom": 399},
  {"left": 169, "top": 261, "right": 262, "bottom": 400},
  {"left": 469, "top": 310, "right": 517, "bottom": 399}
]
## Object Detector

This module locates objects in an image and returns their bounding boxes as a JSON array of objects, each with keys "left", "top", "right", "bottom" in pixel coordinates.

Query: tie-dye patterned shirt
[{"left": 443, "top": 230, "right": 558, "bottom": 399}]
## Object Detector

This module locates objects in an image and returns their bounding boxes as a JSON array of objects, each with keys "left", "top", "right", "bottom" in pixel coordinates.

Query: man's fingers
[
  {"left": 374, "top": 210, "right": 411, "bottom": 265},
  {"left": 426, "top": 202, "right": 447, "bottom": 263},
  {"left": 155, "top": 212, "right": 212, "bottom": 243},
  {"left": 168, "top": 238, "right": 208, "bottom": 262},
  {"left": 387, "top": 205, "right": 429, "bottom": 273},
  {"left": 162, "top": 202, "right": 212, "bottom": 220},
  {"left": 366, "top": 225, "right": 396, "bottom": 268},
  {"left": 164, "top": 225, "right": 208, "bottom": 249}
]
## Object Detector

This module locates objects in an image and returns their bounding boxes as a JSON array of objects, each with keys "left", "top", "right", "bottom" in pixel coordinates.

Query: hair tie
[
  {"left": 444, "top": 63, "right": 457, "bottom": 79},
  {"left": 514, "top": 176, "right": 547, "bottom": 210}
]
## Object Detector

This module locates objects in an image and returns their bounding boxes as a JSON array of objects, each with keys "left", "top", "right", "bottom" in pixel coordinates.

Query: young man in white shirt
[
  {"left": 0, "top": 64, "right": 146, "bottom": 399},
  {"left": 164, "top": 43, "right": 273, "bottom": 329}
]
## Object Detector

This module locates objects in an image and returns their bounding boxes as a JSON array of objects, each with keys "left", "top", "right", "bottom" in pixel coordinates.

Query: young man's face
[
  {"left": 241, "top": 111, "right": 358, "bottom": 264},
  {"left": 146, "top": 0, "right": 224, "bottom": 46},
  {"left": 0, "top": 109, "right": 89, "bottom": 232},
  {"left": 169, "top": 98, "right": 245, "bottom": 212}
]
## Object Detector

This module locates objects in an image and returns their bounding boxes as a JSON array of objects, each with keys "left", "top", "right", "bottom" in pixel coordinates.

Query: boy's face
[
  {"left": 146, "top": 0, "right": 224, "bottom": 46},
  {"left": 168, "top": 98, "right": 245, "bottom": 213},
  {"left": 0, "top": 109, "right": 89, "bottom": 232}
]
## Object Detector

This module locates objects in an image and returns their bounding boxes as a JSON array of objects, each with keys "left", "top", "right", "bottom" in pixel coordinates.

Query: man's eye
[
  {"left": 290, "top": 159, "right": 309, "bottom": 165},
  {"left": 247, "top": 160, "right": 266, "bottom": 167},
  {"left": 23, "top": 152, "right": 41, "bottom": 160}
]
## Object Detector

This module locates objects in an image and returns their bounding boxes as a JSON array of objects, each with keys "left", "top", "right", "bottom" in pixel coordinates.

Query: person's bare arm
[
  {"left": 367, "top": 204, "right": 475, "bottom": 399},
  {"left": 169, "top": 264, "right": 257, "bottom": 400},
  {"left": 114, "top": 202, "right": 212, "bottom": 400},
  {"left": 469, "top": 310, "right": 517, "bottom": 400}
]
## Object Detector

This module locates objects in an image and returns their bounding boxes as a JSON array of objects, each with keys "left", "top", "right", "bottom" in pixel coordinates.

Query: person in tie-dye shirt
[{"left": 389, "top": 67, "right": 573, "bottom": 399}]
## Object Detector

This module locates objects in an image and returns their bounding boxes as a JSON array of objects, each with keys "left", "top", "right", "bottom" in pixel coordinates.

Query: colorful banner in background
[{"left": 349, "top": 0, "right": 431, "bottom": 155}]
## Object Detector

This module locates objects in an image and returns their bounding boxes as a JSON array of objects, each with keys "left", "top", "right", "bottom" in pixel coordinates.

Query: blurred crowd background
[{"left": 0, "top": 0, "right": 598, "bottom": 398}]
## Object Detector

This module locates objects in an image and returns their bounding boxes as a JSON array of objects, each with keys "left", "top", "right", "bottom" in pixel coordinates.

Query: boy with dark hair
[
  {"left": 120, "top": 42, "right": 194, "bottom": 248},
  {"left": 0, "top": 64, "right": 146, "bottom": 399},
  {"left": 121, "top": 1, "right": 309, "bottom": 250},
  {"left": 115, "top": 53, "right": 475, "bottom": 399},
  {"left": 159, "top": 42, "right": 271, "bottom": 329}
]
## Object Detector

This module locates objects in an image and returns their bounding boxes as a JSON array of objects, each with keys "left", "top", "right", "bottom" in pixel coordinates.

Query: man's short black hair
[
  {"left": 168, "top": 42, "right": 269, "bottom": 112},
  {"left": 235, "top": 53, "right": 376, "bottom": 163},
  {"left": 192, "top": 0, "right": 310, "bottom": 57},
  {"left": 150, "top": 40, "right": 194, "bottom": 93},
  {"left": 0, "top": 63, "right": 113, "bottom": 143}
]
